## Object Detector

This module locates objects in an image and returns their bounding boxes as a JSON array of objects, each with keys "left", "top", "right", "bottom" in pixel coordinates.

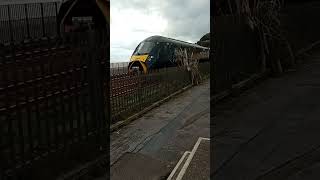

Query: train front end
[{"left": 128, "top": 41, "right": 156, "bottom": 74}]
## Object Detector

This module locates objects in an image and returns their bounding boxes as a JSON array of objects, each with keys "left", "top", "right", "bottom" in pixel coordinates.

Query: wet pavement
[
  {"left": 110, "top": 80, "right": 210, "bottom": 179},
  {"left": 213, "top": 50, "right": 320, "bottom": 180}
]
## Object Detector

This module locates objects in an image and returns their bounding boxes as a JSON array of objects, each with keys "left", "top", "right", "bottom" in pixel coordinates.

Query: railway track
[{"left": 1, "top": 45, "right": 163, "bottom": 109}]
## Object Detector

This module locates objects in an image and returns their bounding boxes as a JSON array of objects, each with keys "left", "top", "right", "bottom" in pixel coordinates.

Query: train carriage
[{"left": 128, "top": 35, "right": 210, "bottom": 74}]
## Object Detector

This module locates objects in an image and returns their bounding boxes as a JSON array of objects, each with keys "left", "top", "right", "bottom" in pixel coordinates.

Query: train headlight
[{"left": 147, "top": 56, "right": 154, "bottom": 63}]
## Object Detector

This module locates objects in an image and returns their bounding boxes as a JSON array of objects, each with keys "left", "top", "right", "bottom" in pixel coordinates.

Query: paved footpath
[
  {"left": 109, "top": 80, "right": 210, "bottom": 180},
  {"left": 213, "top": 50, "right": 320, "bottom": 180}
]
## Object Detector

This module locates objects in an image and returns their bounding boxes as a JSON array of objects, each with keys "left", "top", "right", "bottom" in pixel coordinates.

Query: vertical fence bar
[
  {"left": 54, "top": 2, "right": 59, "bottom": 37},
  {"left": 94, "top": 32, "right": 103, "bottom": 148},
  {"left": 24, "top": 4, "right": 30, "bottom": 39},
  {"left": 33, "top": 64, "right": 42, "bottom": 152},
  {"left": 75, "top": 86, "right": 81, "bottom": 140},
  {"left": 3, "top": 62, "right": 15, "bottom": 167},
  {"left": 7, "top": 5, "right": 13, "bottom": 43},
  {"left": 42, "top": 56, "right": 51, "bottom": 149},
  {"left": 59, "top": 65, "right": 67, "bottom": 149},
  {"left": 73, "top": 46, "right": 81, "bottom": 141},
  {"left": 138, "top": 74, "right": 142, "bottom": 110},
  {"left": 81, "top": 47, "right": 89, "bottom": 140},
  {"left": 50, "top": 53, "right": 59, "bottom": 148},
  {"left": 26, "top": 85, "right": 34, "bottom": 161},
  {"left": 40, "top": 3, "right": 45, "bottom": 37},
  {"left": 15, "top": 62, "right": 25, "bottom": 162},
  {"left": 166, "top": 67, "right": 169, "bottom": 96},
  {"left": 65, "top": 47, "right": 73, "bottom": 144},
  {"left": 87, "top": 31, "right": 100, "bottom": 145},
  {"left": 97, "top": 41, "right": 107, "bottom": 150}
]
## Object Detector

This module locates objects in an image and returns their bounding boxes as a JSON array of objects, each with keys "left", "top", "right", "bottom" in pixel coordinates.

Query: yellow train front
[
  {"left": 128, "top": 54, "right": 150, "bottom": 74},
  {"left": 128, "top": 35, "right": 209, "bottom": 74}
]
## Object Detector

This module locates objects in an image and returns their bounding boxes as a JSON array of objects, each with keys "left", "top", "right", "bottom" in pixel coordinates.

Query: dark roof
[
  {"left": 197, "top": 33, "right": 210, "bottom": 48},
  {"left": 199, "top": 33, "right": 210, "bottom": 42},
  {"left": 143, "top": 35, "right": 209, "bottom": 50},
  {"left": 197, "top": 40, "right": 210, "bottom": 48}
]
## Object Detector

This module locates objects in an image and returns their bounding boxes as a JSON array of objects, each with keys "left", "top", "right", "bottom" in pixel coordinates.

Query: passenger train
[{"left": 128, "top": 35, "right": 210, "bottom": 74}]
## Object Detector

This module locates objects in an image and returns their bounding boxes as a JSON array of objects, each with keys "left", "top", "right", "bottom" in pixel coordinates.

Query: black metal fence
[
  {"left": 0, "top": 2, "right": 59, "bottom": 45},
  {"left": 110, "top": 62, "right": 210, "bottom": 124},
  {"left": 0, "top": 30, "right": 109, "bottom": 179},
  {"left": 0, "top": 2, "right": 210, "bottom": 177},
  {"left": 110, "top": 62, "right": 129, "bottom": 75}
]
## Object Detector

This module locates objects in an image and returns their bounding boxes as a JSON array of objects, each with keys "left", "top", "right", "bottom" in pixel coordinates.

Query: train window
[
  {"left": 133, "top": 41, "right": 156, "bottom": 55},
  {"left": 161, "top": 44, "right": 168, "bottom": 53},
  {"left": 159, "top": 43, "right": 169, "bottom": 59}
]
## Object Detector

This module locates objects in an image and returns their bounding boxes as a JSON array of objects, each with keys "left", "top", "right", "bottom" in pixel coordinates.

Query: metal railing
[
  {"left": 0, "top": 2, "right": 210, "bottom": 176},
  {"left": 0, "top": 2, "right": 59, "bottom": 45},
  {"left": 110, "top": 62, "right": 129, "bottom": 75},
  {"left": 0, "top": 35, "right": 209, "bottom": 177},
  {"left": 110, "top": 62, "right": 210, "bottom": 124},
  {"left": 0, "top": 30, "right": 109, "bottom": 179}
]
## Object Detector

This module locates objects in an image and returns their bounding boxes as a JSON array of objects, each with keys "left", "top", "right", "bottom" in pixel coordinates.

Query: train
[{"left": 128, "top": 35, "right": 210, "bottom": 74}]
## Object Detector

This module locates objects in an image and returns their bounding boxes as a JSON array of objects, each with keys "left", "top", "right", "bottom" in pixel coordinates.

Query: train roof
[{"left": 143, "top": 35, "right": 209, "bottom": 50}]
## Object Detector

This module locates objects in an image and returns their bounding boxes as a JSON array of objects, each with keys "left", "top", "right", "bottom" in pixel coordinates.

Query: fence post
[
  {"left": 138, "top": 73, "right": 142, "bottom": 110},
  {"left": 188, "top": 67, "right": 192, "bottom": 86},
  {"left": 166, "top": 67, "right": 169, "bottom": 95}
]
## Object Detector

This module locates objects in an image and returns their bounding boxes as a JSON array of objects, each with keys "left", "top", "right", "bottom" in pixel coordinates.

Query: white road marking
[
  {"left": 167, "top": 151, "right": 191, "bottom": 180},
  {"left": 176, "top": 137, "right": 210, "bottom": 180}
]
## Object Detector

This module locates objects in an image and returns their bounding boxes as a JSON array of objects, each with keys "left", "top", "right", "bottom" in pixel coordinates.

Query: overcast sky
[{"left": 110, "top": 0, "right": 210, "bottom": 63}]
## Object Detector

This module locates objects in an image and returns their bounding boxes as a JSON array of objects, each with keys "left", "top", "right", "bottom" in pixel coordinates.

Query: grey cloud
[
  {"left": 111, "top": 0, "right": 209, "bottom": 61},
  {"left": 113, "top": 0, "right": 209, "bottom": 42},
  {"left": 161, "top": 0, "right": 209, "bottom": 42},
  {"left": 111, "top": 0, "right": 165, "bottom": 11}
]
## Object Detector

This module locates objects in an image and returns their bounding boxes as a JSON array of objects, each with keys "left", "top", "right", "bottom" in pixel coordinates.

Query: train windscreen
[{"left": 133, "top": 41, "right": 155, "bottom": 55}]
